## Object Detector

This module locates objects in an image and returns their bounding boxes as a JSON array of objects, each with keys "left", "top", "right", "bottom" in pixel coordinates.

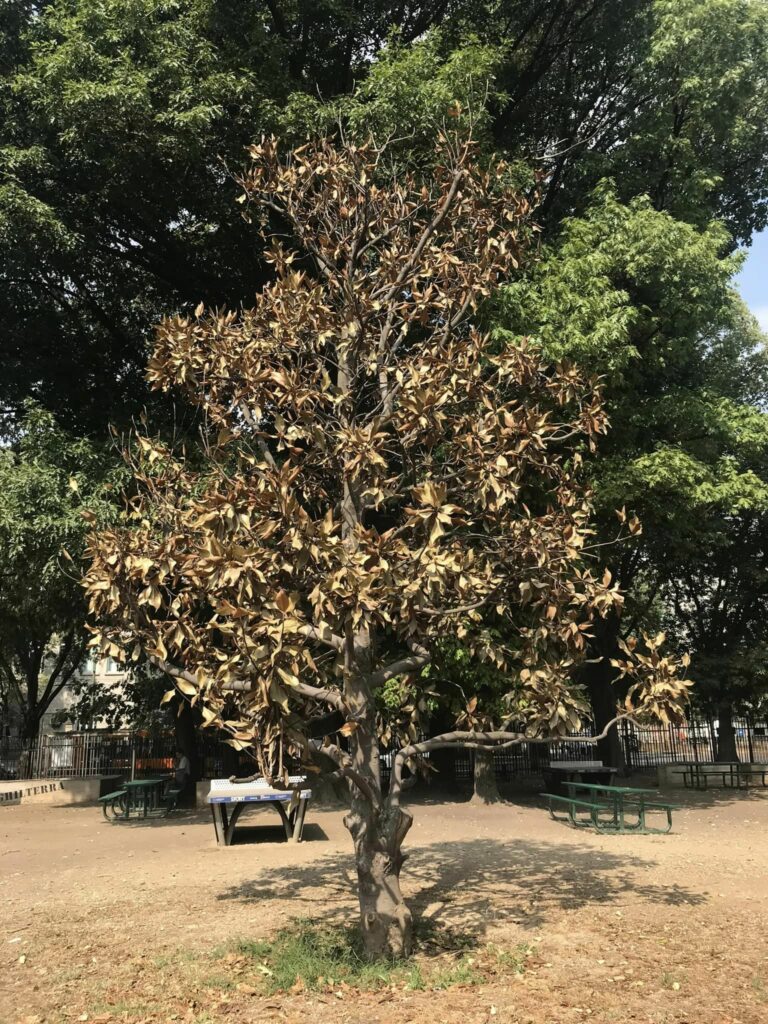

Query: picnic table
[
  {"left": 678, "top": 761, "right": 768, "bottom": 790},
  {"left": 545, "top": 781, "right": 677, "bottom": 834},
  {"left": 542, "top": 760, "right": 618, "bottom": 797},
  {"left": 99, "top": 776, "right": 178, "bottom": 820},
  {"left": 207, "top": 776, "right": 312, "bottom": 847}
]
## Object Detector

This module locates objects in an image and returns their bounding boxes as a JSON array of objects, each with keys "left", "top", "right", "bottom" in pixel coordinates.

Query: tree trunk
[
  {"left": 21, "top": 712, "right": 41, "bottom": 743},
  {"left": 470, "top": 748, "right": 502, "bottom": 804},
  {"left": 715, "top": 704, "right": 739, "bottom": 762},
  {"left": 426, "top": 708, "right": 459, "bottom": 789},
  {"left": 173, "top": 696, "right": 200, "bottom": 805},
  {"left": 345, "top": 802, "right": 414, "bottom": 959},
  {"left": 580, "top": 613, "right": 626, "bottom": 773}
]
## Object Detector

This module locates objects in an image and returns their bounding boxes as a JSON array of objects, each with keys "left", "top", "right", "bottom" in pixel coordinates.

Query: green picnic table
[
  {"left": 99, "top": 776, "right": 176, "bottom": 820},
  {"left": 679, "top": 761, "right": 768, "bottom": 790},
  {"left": 545, "top": 781, "right": 678, "bottom": 834}
]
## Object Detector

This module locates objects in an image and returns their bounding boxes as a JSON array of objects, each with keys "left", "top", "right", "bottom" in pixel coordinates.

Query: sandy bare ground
[{"left": 1, "top": 779, "right": 767, "bottom": 1024}]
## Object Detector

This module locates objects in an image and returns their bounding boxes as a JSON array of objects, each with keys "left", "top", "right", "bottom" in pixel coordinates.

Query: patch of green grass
[
  {"left": 405, "top": 963, "right": 427, "bottom": 990},
  {"left": 487, "top": 941, "right": 530, "bottom": 973},
  {"left": 227, "top": 918, "right": 526, "bottom": 996},
  {"left": 199, "top": 973, "right": 237, "bottom": 991},
  {"left": 430, "top": 956, "right": 483, "bottom": 989},
  {"left": 234, "top": 920, "right": 404, "bottom": 993}
]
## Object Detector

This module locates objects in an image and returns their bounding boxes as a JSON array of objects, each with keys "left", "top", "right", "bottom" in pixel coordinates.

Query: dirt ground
[{"left": 1, "top": 779, "right": 767, "bottom": 1024}]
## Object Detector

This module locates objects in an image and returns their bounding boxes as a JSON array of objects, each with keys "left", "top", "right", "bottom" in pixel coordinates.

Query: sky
[{"left": 736, "top": 229, "right": 767, "bottom": 332}]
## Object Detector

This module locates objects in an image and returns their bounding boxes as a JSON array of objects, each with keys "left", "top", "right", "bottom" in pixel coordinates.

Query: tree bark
[
  {"left": 343, "top": 654, "right": 413, "bottom": 959},
  {"left": 173, "top": 696, "right": 200, "bottom": 805},
  {"left": 715, "top": 704, "right": 739, "bottom": 762},
  {"left": 21, "top": 712, "right": 42, "bottom": 743},
  {"left": 345, "top": 802, "right": 414, "bottom": 959},
  {"left": 580, "top": 613, "right": 626, "bottom": 773},
  {"left": 470, "top": 747, "right": 502, "bottom": 804}
]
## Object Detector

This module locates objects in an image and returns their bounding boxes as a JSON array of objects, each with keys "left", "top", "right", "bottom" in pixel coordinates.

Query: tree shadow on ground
[
  {"left": 215, "top": 835, "right": 705, "bottom": 939},
  {"left": 228, "top": 822, "right": 329, "bottom": 844}
]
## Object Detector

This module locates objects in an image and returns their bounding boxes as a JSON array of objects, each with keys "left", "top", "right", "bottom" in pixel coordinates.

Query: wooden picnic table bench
[
  {"left": 545, "top": 781, "right": 678, "bottom": 834},
  {"left": 207, "top": 777, "right": 312, "bottom": 847}
]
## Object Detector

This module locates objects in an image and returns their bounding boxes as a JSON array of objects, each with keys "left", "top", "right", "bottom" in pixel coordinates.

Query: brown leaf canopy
[{"left": 84, "top": 134, "right": 690, "bottom": 762}]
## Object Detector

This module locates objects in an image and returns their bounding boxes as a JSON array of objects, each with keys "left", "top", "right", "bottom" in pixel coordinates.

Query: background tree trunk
[
  {"left": 581, "top": 613, "right": 627, "bottom": 773},
  {"left": 173, "top": 696, "right": 200, "bottom": 805},
  {"left": 715, "top": 704, "right": 739, "bottom": 762},
  {"left": 470, "top": 748, "right": 502, "bottom": 804}
]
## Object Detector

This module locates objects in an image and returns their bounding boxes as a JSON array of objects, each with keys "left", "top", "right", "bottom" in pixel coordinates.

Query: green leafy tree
[
  {"left": 422, "top": 639, "right": 518, "bottom": 804},
  {"left": 4, "top": 1, "right": 768, "bottom": 436},
  {"left": 0, "top": 0, "right": 458, "bottom": 430},
  {"left": 661, "top": 506, "right": 768, "bottom": 761},
  {"left": 498, "top": 188, "right": 768, "bottom": 761},
  {"left": 0, "top": 406, "right": 120, "bottom": 740}
]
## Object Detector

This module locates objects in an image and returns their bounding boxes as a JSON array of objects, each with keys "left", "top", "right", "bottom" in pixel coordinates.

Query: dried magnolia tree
[{"left": 84, "top": 133, "right": 690, "bottom": 958}]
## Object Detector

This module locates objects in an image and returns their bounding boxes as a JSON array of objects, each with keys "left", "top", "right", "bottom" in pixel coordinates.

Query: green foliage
[
  {"left": 497, "top": 182, "right": 768, "bottom": 712},
  {"left": 4, "top": 1, "right": 768, "bottom": 432},
  {"left": 58, "top": 662, "right": 172, "bottom": 732},
  {"left": 0, "top": 404, "right": 122, "bottom": 733},
  {"left": 483, "top": 0, "right": 768, "bottom": 241},
  {"left": 497, "top": 187, "right": 768, "bottom": 545},
  {"left": 0, "top": 404, "right": 121, "bottom": 626},
  {"left": 499, "top": 186, "right": 737, "bottom": 373},
  {"left": 2, "top": 0, "right": 451, "bottom": 429}
]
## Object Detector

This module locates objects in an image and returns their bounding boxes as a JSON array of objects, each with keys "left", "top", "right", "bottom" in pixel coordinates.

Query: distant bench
[
  {"left": 98, "top": 776, "right": 181, "bottom": 820},
  {"left": 542, "top": 761, "right": 618, "bottom": 797},
  {"left": 676, "top": 762, "right": 768, "bottom": 790}
]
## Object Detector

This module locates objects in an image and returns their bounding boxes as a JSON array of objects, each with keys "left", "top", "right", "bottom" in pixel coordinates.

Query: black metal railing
[
  {"left": 453, "top": 717, "right": 768, "bottom": 779},
  {"left": 2, "top": 716, "right": 766, "bottom": 783}
]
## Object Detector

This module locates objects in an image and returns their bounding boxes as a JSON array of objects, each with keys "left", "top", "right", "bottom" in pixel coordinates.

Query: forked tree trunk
[
  {"left": 715, "top": 704, "right": 739, "bottom": 762},
  {"left": 470, "top": 748, "right": 502, "bottom": 804},
  {"left": 345, "top": 802, "right": 414, "bottom": 958}
]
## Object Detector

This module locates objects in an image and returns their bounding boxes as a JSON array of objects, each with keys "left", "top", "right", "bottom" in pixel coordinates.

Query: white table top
[
  {"left": 548, "top": 761, "right": 605, "bottom": 770},
  {"left": 207, "top": 777, "right": 311, "bottom": 803}
]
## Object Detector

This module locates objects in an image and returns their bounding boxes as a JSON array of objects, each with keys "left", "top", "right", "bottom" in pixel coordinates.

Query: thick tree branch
[
  {"left": 150, "top": 646, "right": 346, "bottom": 711},
  {"left": 387, "top": 713, "right": 646, "bottom": 807},
  {"left": 311, "top": 739, "right": 382, "bottom": 808},
  {"left": 369, "top": 651, "right": 431, "bottom": 687},
  {"left": 297, "top": 624, "right": 344, "bottom": 652}
]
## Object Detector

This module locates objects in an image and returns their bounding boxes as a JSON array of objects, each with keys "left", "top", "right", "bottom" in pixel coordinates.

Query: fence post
[
  {"left": 130, "top": 742, "right": 136, "bottom": 782},
  {"left": 622, "top": 720, "right": 633, "bottom": 772}
]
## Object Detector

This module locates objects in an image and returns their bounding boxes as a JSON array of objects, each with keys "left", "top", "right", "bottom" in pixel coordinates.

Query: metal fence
[
  {"left": 0, "top": 730, "right": 253, "bottom": 781},
  {"left": 0, "top": 733, "right": 176, "bottom": 781},
  {"left": 454, "top": 717, "right": 768, "bottom": 779},
  {"left": 2, "top": 716, "right": 767, "bottom": 783}
]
